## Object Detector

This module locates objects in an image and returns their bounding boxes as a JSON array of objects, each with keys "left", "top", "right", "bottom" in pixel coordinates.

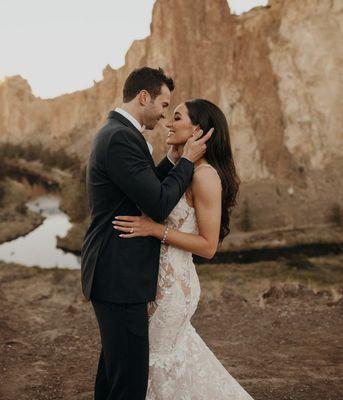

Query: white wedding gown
[{"left": 147, "top": 165, "right": 254, "bottom": 399}]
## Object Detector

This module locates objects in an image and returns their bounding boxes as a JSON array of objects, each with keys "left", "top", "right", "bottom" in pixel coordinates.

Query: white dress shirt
[
  {"left": 114, "top": 107, "right": 178, "bottom": 165},
  {"left": 115, "top": 107, "right": 153, "bottom": 155}
]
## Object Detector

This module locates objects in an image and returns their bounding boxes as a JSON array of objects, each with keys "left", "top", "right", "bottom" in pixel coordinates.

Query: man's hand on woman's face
[{"left": 182, "top": 127, "right": 214, "bottom": 163}]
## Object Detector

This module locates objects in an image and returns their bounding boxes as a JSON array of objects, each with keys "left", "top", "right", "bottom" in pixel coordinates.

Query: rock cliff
[{"left": 1, "top": 0, "right": 342, "bottom": 232}]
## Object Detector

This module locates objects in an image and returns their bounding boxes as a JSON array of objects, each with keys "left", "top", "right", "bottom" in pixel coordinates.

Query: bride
[{"left": 113, "top": 99, "right": 254, "bottom": 399}]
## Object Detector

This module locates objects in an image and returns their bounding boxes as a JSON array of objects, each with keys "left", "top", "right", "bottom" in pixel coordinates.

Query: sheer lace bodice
[{"left": 147, "top": 164, "right": 254, "bottom": 399}]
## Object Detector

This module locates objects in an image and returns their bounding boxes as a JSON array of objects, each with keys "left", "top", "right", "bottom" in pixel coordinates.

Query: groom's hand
[{"left": 182, "top": 127, "right": 214, "bottom": 163}]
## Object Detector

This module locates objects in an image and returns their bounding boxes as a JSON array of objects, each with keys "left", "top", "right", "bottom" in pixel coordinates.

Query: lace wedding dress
[{"left": 147, "top": 165, "right": 254, "bottom": 399}]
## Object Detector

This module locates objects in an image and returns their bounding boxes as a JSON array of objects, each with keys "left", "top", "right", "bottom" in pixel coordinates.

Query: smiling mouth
[{"left": 167, "top": 130, "right": 175, "bottom": 137}]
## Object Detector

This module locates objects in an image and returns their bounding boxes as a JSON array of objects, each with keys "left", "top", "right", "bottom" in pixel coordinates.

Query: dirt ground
[{"left": 0, "top": 255, "right": 342, "bottom": 400}]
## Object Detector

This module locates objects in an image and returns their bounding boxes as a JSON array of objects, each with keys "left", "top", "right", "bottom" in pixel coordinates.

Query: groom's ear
[{"left": 138, "top": 90, "right": 151, "bottom": 106}]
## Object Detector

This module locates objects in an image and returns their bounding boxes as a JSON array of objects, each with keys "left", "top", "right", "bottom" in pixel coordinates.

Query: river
[{"left": 0, "top": 195, "right": 80, "bottom": 269}]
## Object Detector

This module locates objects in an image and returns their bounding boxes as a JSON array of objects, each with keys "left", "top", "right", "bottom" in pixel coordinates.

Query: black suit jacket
[{"left": 81, "top": 111, "right": 194, "bottom": 303}]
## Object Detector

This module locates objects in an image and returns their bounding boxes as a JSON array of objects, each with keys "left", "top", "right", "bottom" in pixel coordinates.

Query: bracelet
[{"left": 161, "top": 226, "right": 169, "bottom": 244}]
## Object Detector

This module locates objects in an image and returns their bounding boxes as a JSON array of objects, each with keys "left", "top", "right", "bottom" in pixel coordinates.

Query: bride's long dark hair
[{"left": 185, "top": 99, "right": 240, "bottom": 242}]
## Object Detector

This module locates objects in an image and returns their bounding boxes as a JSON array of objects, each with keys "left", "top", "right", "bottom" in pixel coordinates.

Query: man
[{"left": 81, "top": 67, "right": 212, "bottom": 399}]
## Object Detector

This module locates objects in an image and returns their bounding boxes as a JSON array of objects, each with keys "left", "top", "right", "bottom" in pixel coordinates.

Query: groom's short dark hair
[{"left": 123, "top": 67, "right": 174, "bottom": 103}]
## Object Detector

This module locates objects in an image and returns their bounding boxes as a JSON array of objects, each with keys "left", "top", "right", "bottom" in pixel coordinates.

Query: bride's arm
[{"left": 113, "top": 167, "right": 222, "bottom": 259}]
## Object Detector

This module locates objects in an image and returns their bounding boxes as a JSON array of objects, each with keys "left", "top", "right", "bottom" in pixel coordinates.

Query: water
[{"left": 0, "top": 195, "right": 80, "bottom": 269}]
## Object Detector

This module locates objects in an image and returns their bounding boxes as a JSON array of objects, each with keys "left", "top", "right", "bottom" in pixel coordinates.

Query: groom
[{"left": 81, "top": 66, "right": 212, "bottom": 399}]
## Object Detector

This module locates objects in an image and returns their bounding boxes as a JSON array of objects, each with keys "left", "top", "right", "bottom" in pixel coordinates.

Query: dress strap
[{"left": 194, "top": 164, "right": 218, "bottom": 175}]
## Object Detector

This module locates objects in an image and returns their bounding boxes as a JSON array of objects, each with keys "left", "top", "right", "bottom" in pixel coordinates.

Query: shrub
[
  {"left": 15, "top": 202, "right": 28, "bottom": 215},
  {"left": 240, "top": 199, "right": 252, "bottom": 231},
  {"left": 0, "top": 141, "right": 81, "bottom": 172},
  {"left": 41, "top": 147, "right": 80, "bottom": 171},
  {"left": 0, "top": 158, "right": 8, "bottom": 181},
  {"left": 23, "top": 143, "right": 43, "bottom": 161},
  {"left": 328, "top": 203, "right": 342, "bottom": 226},
  {"left": 0, "top": 183, "right": 6, "bottom": 208},
  {"left": 59, "top": 167, "right": 88, "bottom": 223},
  {"left": 285, "top": 255, "right": 315, "bottom": 270}
]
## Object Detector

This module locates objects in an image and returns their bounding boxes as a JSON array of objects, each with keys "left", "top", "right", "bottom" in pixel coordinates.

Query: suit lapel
[{"left": 108, "top": 111, "right": 156, "bottom": 170}]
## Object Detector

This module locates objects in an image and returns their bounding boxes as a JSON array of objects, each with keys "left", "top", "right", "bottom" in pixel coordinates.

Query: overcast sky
[{"left": 0, "top": 0, "right": 268, "bottom": 99}]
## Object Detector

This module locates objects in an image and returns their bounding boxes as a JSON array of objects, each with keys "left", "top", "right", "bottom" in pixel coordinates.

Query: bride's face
[{"left": 166, "top": 103, "right": 198, "bottom": 145}]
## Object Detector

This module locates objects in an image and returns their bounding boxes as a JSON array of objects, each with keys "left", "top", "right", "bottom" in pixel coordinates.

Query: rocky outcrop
[{"left": 0, "top": 0, "right": 342, "bottom": 232}]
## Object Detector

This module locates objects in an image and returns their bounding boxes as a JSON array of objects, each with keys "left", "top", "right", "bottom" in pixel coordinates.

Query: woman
[{"left": 112, "top": 99, "right": 253, "bottom": 399}]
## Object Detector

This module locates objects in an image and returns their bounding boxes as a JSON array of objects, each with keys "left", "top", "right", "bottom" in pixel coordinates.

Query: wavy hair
[{"left": 185, "top": 99, "right": 240, "bottom": 241}]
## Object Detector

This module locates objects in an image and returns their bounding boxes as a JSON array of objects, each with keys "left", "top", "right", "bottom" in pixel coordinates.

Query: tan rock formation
[{"left": 0, "top": 0, "right": 342, "bottom": 232}]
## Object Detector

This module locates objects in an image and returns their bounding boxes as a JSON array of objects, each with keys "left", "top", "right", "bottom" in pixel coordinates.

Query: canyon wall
[{"left": 0, "top": 0, "right": 342, "bottom": 232}]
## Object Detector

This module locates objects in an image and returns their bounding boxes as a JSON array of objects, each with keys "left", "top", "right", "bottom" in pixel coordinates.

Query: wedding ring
[{"left": 130, "top": 228, "right": 134, "bottom": 234}]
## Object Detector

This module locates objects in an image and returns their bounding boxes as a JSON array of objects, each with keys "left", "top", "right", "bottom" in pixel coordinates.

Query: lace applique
[{"left": 147, "top": 193, "right": 254, "bottom": 399}]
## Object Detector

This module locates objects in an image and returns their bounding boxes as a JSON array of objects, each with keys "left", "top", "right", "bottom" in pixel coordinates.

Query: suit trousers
[{"left": 91, "top": 299, "right": 149, "bottom": 400}]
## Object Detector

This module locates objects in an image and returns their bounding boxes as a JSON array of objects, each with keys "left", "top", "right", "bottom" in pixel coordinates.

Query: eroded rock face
[{"left": 0, "top": 0, "right": 342, "bottom": 232}]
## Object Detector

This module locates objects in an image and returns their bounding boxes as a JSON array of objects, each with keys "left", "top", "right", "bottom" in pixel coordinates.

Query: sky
[{"left": 0, "top": 0, "right": 268, "bottom": 99}]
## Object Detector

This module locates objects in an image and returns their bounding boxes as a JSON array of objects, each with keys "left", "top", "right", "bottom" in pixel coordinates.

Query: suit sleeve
[
  {"left": 106, "top": 129, "right": 194, "bottom": 222},
  {"left": 155, "top": 156, "right": 175, "bottom": 181}
]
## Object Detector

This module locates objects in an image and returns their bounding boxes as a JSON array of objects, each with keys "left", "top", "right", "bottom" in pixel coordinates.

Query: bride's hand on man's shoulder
[{"left": 112, "top": 214, "right": 157, "bottom": 238}]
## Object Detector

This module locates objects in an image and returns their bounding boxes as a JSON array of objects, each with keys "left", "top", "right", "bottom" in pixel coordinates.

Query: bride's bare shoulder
[{"left": 191, "top": 163, "right": 222, "bottom": 193}]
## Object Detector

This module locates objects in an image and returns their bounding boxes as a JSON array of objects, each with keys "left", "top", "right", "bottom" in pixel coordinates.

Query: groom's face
[{"left": 142, "top": 84, "right": 171, "bottom": 130}]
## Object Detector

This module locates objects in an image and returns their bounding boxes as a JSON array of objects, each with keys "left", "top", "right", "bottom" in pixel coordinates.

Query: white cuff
[{"left": 180, "top": 155, "right": 193, "bottom": 164}]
